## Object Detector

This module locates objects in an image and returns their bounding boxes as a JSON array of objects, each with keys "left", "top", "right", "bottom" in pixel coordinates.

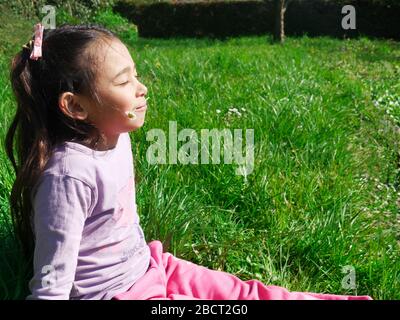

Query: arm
[{"left": 26, "top": 174, "right": 94, "bottom": 300}]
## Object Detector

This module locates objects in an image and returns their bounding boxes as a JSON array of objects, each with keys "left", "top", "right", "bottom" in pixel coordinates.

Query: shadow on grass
[
  {"left": 131, "top": 34, "right": 275, "bottom": 50},
  {"left": 356, "top": 48, "right": 400, "bottom": 64},
  {"left": 0, "top": 230, "right": 32, "bottom": 300}
]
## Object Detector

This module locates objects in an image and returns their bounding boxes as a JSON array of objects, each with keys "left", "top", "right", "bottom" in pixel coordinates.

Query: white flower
[
  {"left": 228, "top": 107, "right": 242, "bottom": 117},
  {"left": 216, "top": 109, "right": 221, "bottom": 114}
]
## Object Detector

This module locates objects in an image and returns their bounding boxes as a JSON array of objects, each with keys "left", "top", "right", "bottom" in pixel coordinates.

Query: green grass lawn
[{"left": 0, "top": 5, "right": 399, "bottom": 300}]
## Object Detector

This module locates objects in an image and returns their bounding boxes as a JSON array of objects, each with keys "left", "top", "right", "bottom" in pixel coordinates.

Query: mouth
[
  {"left": 135, "top": 104, "right": 147, "bottom": 111},
  {"left": 125, "top": 98, "right": 149, "bottom": 119},
  {"left": 125, "top": 103, "right": 147, "bottom": 120}
]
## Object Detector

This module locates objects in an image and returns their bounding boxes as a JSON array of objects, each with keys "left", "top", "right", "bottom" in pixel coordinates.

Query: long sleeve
[{"left": 26, "top": 174, "right": 94, "bottom": 300}]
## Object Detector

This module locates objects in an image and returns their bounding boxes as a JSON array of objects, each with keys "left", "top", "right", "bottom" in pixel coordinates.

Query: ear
[{"left": 58, "top": 92, "right": 89, "bottom": 121}]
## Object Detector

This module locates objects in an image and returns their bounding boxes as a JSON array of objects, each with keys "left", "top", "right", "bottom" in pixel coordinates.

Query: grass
[{"left": 0, "top": 4, "right": 400, "bottom": 300}]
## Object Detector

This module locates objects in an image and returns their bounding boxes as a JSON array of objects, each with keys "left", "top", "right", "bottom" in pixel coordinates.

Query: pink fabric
[
  {"left": 112, "top": 240, "right": 372, "bottom": 300},
  {"left": 30, "top": 23, "right": 44, "bottom": 60}
]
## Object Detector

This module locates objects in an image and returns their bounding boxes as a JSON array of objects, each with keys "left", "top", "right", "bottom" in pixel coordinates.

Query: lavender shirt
[{"left": 26, "top": 133, "right": 151, "bottom": 300}]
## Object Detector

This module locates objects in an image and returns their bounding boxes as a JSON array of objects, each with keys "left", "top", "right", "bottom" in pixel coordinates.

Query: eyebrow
[{"left": 113, "top": 63, "right": 136, "bottom": 80}]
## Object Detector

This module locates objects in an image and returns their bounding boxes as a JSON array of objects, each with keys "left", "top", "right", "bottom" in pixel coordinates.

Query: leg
[
  {"left": 159, "top": 241, "right": 372, "bottom": 300},
  {"left": 113, "top": 241, "right": 372, "bottom": 300}
]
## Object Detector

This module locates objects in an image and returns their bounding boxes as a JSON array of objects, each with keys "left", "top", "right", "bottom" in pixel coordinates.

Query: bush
[
  {"left": 114, "top": 0, "right": 400, "bottom": 39},
  {"left": 90, "top": 8, "right": 138, "bottom": 44},
  {"left": 0, "top": 0, "right": 116, "bottom": 21}
]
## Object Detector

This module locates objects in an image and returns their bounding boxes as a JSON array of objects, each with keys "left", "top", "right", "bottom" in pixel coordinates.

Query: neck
[
  {"left": 79, "top": 133, "right": 120, "bottom": 151},
  {"left": 96, "top": 133, "right": 120, "bottom": 151}
]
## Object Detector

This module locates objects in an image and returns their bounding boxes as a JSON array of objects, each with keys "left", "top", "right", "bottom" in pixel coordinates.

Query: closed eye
[{"left": 119, "top": 75, "right": 141, "bottom": 86}]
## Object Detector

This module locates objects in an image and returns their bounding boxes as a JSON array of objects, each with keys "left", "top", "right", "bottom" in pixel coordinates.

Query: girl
[{"left": 5, "top": 23, "right": 372, "bottom": 300}]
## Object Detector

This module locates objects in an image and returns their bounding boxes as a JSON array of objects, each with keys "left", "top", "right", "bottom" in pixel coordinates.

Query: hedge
[{"left": 113, "top": 0, "right": 400, "bottom": 40}]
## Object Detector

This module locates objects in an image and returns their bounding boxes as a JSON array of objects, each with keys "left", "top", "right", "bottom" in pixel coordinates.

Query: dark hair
[{"left": 5, "top": 24, "right": 120, "bottom": 263}]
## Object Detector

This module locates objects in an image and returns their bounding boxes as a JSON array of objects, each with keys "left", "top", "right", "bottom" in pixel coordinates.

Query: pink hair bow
[{"left": 29, "top": 23, "right": 44, "bottom": 60}]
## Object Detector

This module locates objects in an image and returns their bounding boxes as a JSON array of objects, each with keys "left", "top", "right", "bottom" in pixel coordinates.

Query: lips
[{"left": 135, "top": 104, "right": 147, "bottom": 111}]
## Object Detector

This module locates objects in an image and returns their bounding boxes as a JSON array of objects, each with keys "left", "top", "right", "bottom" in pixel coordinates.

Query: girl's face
[{"left": 80, "top": 38, "right": 148, "bottom": 143}]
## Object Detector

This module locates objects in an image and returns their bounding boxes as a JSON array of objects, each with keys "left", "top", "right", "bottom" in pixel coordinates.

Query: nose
[{"left": 136, "top": 79, "right": 147, "bottom": 98}]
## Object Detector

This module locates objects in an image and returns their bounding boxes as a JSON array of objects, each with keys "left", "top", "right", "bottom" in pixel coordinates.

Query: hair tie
[
  {"left": 22, "top": 40, "right": 34, "bottom": 51},
  {"left": 22, "top": 23, "right": 44, "bottom": 60}
]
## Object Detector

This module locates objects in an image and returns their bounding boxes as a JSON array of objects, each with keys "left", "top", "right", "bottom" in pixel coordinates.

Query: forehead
[{"left": 95, "top": 39, "right": 135, "bottom": 79}]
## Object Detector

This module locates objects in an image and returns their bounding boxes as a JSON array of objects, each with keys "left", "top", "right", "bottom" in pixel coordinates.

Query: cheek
[
  {"left": 116, "top": 88, "right": 135, "bottom": 109},
  {"left": 103, "top": 91, "right": 133, "bottom": 112}
]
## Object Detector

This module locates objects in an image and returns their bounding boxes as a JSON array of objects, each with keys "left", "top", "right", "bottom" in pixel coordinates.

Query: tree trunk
[{"left": 273, "top": 0, "right": 286, "bottom": 43}]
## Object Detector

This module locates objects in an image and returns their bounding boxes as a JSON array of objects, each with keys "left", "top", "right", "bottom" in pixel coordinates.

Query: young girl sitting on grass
[{"left": 5, "top": 23, "right": 372, "bottom": 300}]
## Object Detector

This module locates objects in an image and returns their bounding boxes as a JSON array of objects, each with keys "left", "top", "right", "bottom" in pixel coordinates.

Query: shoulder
[
  {"left": 36, "top": 132, "right": 133, "bottom": 195},
  {"left": 43, "top": 142, "right": 104, "bottom": 188},
  {"left": 31, "top": 173, "right": 97, "bottom": 220}
]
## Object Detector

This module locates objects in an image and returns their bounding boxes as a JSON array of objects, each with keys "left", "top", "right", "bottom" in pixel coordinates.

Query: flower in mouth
[
  {"left": 125, "top": 97, "right": 149, "bottom": 120},
  {"left": 125, "top": 110, "right": 137, "bottom": 120}
]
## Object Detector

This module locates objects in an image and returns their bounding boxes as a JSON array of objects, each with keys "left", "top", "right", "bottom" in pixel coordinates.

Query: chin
[{"left": 129, "top": 119, "right": 145, "bottom": 131}]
